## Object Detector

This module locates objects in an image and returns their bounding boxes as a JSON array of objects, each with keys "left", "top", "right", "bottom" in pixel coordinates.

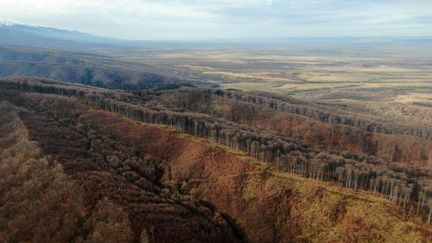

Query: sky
[{"left": 0, "top": 0, "right": 431, "bottom": 40}]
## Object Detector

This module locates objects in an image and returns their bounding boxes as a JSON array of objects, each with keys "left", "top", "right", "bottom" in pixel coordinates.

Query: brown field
[{"left": 111, "top": 45, "right": 432, "bottom": 130}]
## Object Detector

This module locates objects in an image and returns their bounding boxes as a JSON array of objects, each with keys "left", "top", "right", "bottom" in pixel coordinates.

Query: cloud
[{"left": 0, "top": 0, "right": 431, "bottom": 39}]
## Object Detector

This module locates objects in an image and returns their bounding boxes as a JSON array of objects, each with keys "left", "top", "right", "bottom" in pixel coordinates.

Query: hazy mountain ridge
[
  {"left": 0, "top": 21, "right": 126, "bottom": 49},
  {"left": 2, "top": 21, "right": 432, "bottom": 51},
  {"left": 0, "top": 46, "right": 184, "bottom": 90}
]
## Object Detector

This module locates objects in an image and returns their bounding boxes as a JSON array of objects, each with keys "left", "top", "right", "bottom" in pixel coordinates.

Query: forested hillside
[
  {"left": 1, "top": 77, "right": 432, "bottom": 242},
  {"left": 160, "top": 89, "right": 432, "bottom": 167},
  {"left": 0, "top": 46, "right": 182, "bottom": 90}
]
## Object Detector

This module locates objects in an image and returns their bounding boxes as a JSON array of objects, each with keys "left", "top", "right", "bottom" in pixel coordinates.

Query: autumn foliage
[{"left": 1, "top": 77, "right": 432, "bottom": 242}]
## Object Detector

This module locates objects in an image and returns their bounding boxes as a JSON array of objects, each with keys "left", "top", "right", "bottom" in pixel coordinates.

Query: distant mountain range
[
  {"left": 0, "top": 20, "right": 430, "bottom": 91},
  {"left": 0, "top": 21, "right": 215, "bottom": 50},
  {"left": 0, "top": 20, "right": 204, "bottom": 90},
  {"left": 2, "top": 20, "right": 432, "bottom": 51},
  {"left": 0, "top": 20, "right": 126, "bottom": 49}
]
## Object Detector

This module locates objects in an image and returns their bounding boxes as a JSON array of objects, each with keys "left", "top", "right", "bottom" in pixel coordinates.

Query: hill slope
[
  {"left": 0, "top": 21, "right": 122, "bottom": 49},
  {"left": 1, "top": 77, "right": 431, "bottom": 242},
  {"left": 0, "top": 46, "right": 183, "bottom": 89}
]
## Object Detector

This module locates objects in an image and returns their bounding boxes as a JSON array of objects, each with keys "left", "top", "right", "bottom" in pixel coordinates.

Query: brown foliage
[
  {"left": 0, "top": 106, "right": 84, "bottom": 242},
  {"left": 1, "top": 77, "right": 432, "bottom": 242},
  {"left": 0, "top": 103, "right": 138, "bottom": 243}
]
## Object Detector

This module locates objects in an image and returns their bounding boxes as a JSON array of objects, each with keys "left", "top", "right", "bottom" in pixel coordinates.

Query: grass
[
  {"left": 265, "top": 171, "right": 431, "bottom": 242},
  {"left": 121, "top": 47, "right": 432, "bottom": 104}
]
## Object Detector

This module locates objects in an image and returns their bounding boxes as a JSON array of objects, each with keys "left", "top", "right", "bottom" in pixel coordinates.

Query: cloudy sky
[{"left": 0, "top": 0, "right": 431, "bottom": 40}]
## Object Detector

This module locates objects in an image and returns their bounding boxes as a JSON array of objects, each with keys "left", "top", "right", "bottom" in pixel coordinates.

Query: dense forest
[
  {"left": 0, "top": 99, "right": 239, "bottom": 242},
  {"left": 1, "top": 77, "right": 432, "bottom": 227},
  {"left": 0, "top": 104, "right": 138, "bottom": 242},
  {"left": 160, "top": 89, "right": 432, "bottom": 166}
]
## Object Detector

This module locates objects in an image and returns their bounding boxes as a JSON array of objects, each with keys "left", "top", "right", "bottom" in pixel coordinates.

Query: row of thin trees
[
  {"left": 220, "top": 90, "right": 432, "bottom": 140},
  {"left": 2, "top": 78, "right": 432, "bottom": 224}
]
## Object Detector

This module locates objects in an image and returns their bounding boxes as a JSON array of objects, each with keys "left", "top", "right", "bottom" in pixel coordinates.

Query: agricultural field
[
  {"left": 127, "top": 46, "right": 432, "bottom": 98},
  {"left": 111, "top": 44, "right": 432, "bottom": 129}
]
